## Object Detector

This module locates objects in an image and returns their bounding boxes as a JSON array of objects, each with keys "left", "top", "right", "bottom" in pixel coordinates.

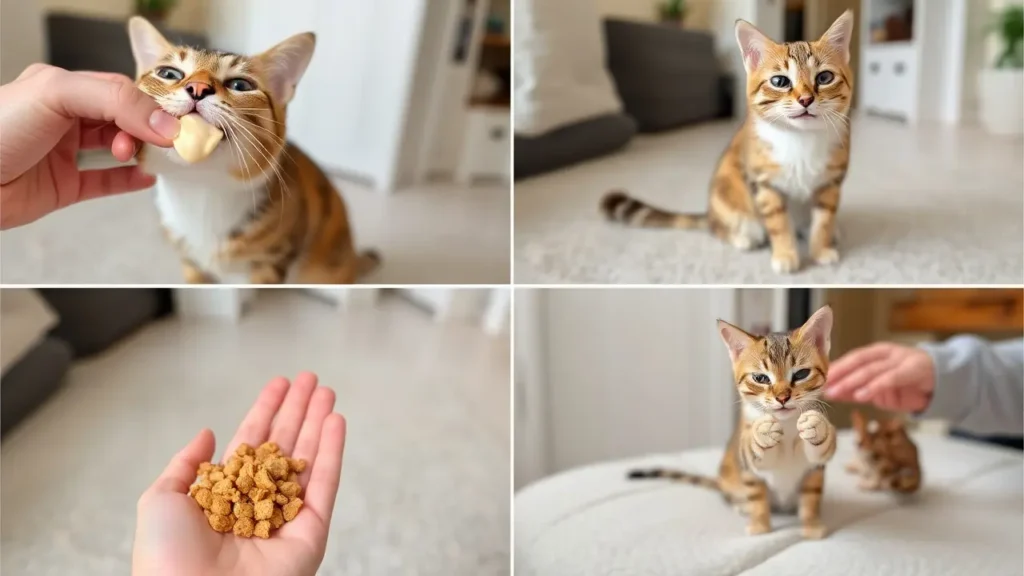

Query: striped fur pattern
[
  {"left": 629, "top": 305, "right": 837, "bottom": 539},
  {"left": 601, "top": 11, "right": 855, "bottom": 275},
  {"left": 847, "top": 411, "right": 921, "bottom": 494},
  {"left": 128, "top": 17, "right": 379, "bottom": 284}
]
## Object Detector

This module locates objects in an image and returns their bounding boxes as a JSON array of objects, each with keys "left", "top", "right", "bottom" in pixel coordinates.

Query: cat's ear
[
  {"left": 796, "top": 305, "right": 833, "bottom": 358},
  {"left": 851, "top": 410, "right": 866, "bottom": 436},
  {"left": 128, "top": 16, "right": 172, "bottom": 78},
  {"left": 257, "top": 32, "right": 316, "bottom": 106},
  {"left": 735, "top": 19, "right": 772, "bottom": 73},
  {"left": 717, "top": 319, "right": 757, "bottom": 363},
  {"left": 820, "top": 9, "right": 854, "bottom": 64}
]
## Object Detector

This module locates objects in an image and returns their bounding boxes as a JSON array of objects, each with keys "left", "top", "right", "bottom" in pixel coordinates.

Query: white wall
[
  {"left": 207, "top": 0, "right": 429, "bottom": 192},
  {"left": 0, "top": 0, "right": 44, "bottom": 84},
  {"left": 520, "top": 289, "right": 739, "bottom": 484}
]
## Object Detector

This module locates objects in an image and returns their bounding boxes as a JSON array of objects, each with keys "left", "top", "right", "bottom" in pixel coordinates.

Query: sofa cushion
[
  {"left": 1, "top": 337, "right": 73, "bottom": 438},
  {"left": 514, "top": 113, "right": 637, "bottom": 180}
]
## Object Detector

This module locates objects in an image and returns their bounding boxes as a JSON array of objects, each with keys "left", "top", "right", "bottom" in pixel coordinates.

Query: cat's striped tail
[
  {"left": 600, "top": 191, "right": 708, "bottom": 230},
  {"left": 627, "top": 468, "right": 720, "bottom": 490}
]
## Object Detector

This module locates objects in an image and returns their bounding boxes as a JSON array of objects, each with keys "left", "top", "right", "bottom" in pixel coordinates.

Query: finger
[
  {"left": 224, "top": 377, "right": 290, "bottom": 461},
  {"left": 826, "top": 343, "right": 893, "bottom": 387},
  {"left": 77, "top": 166, "right": 155, "bottom": 201},
  {"left": 111, "top": 131, "right": 141, "bottom": 162},
  {"left": 270, "top": 372, "right": 319, "bottom": 454},
  {"left": 79, "top": 121, "right": 121, "bottom": 150},
  {"left": 291, "top": 386, "right": 336, "bottom": 475},
  {"left": 303, "top": 413, "right": 347, "bottom": 524},
  {"left": 150, "top": 428, "right": 216, "bottom": 495},
  {"left": 45, "top": 71, "right": 179, "bottom": 146},
  {"left": 853, "top": 371, "right": 899, "bottom": 403},
  {"left": 825, "top": 358, "right": 893, "bottom": 399},
  {"left": 877, "top": 389, "right": 900, "bottom": 411}
]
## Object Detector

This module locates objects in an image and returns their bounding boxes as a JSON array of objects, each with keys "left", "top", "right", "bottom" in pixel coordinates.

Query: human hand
[
  {"left": 132, "top": 373, "right": 346, "bottom": 576},
  {"left": 824, "top": 342, "right": 936, "bottom": 412},
  {"left": 0, "top": 64, "right": 181, "bottom": 229}
]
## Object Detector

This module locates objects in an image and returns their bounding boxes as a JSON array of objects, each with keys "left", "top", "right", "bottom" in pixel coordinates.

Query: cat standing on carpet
[
  {"left": 601, "top": 11, "right": 855, "bottom": 274},
  {"left": 128, "top": 17, "right": 379, "bottom": 284},
  {"left": 846, "top": 410, "right": 922, "bottom": 494},
  {"left": 629, "top": 306, "right": 838, "bottom": 539}
]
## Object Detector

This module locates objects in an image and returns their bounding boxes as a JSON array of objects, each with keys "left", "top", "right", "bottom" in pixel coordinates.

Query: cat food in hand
[
  {"left": 173, "top": 114, "right": 223, "bottom": 163},
  {"left": 188, "top": 441, "right": 306, "bottom": 538}
]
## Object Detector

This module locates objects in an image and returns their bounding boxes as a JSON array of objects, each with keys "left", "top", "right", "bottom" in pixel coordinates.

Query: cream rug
[
  {"left": 0, "top": 291, "right": 510, "bottom": 575},
  {"left": 515, "top": 117, "right": 1024, "bottom": 284}
]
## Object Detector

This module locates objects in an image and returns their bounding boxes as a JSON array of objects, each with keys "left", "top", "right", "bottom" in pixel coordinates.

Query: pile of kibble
[{"left": 188, "top": 441, "right": 306, "bottom": 538}]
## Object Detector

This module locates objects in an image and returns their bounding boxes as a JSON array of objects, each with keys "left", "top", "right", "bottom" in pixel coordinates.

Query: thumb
[{"left": 149, "top": 429, "right": 216, "bottom": 495}]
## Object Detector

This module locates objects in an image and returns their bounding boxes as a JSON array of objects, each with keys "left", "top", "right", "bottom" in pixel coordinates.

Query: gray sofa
[
  {"left": 515, "top": 19, "right": 726, "bottom": 180},
  {"left": 1, "top": 289, "right": 171, "bottom": 438}
]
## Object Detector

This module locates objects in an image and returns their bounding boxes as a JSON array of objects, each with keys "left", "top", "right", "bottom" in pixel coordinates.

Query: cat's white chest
[
  {"left": 757, "top": 417, "right": 811, "bottom": 511},
  {"left": 144, "top": 144, "right": 267, "bottom": 279},
  {"left": 755, "top": 122, "right": 837, "bottom": 203}
]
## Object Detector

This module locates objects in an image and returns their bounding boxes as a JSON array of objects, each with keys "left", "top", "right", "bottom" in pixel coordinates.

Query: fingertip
[{"left": 110, "top": 131, "right": 138, "bottom": 162}]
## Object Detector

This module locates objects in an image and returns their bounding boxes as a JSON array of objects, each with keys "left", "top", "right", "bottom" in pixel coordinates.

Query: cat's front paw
[
  {"left": 797, "top": 410, "right": 835, "bottom": 463},
  {"left": 770, "top": 251, "right": 800, "bottom": 274},
  {"left": 752, "top": 415, "right": 783, "bottom": 450},
  {"left": 813, "top": 246, "right": 841, "bottom": 266}
]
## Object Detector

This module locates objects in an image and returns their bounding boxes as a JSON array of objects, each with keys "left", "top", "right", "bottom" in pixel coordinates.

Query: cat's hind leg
[
  {"left": 708, "top": 176, "right": 767, "bottom": 251},
  {"left": 798, "top": 467, "right": 828, "bottom": 539}
]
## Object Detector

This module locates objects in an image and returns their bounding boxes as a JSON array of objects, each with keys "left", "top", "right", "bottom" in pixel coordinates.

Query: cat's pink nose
[
  {"left": 798, "top": 94, "right": 815, "bottom": 108},
  {"left": 186, "top": 81, "right": 215, "bottom": 101},
  {"left": 777, "top": 392, "right": 791, "bottom": 405}
]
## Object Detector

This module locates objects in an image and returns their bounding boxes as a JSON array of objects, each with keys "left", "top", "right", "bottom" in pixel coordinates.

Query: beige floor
[
  {"left": 515, "top": 116, "right": 1024, "bottom": 284},
  {"left": 0, "top": 176, "right": 510, "bottom": 285},
  {"left": 0, "top": 290, "right": 510, "bottom": 575}
]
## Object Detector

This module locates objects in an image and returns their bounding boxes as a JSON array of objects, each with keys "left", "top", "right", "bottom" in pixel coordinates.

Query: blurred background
[
  {"left": 0, "top": 0, "right": 511, "bottom": 284},
  {"left": 513, "top": 0, "right": 1024, "bottom": 284},
  {"left": 1, "top": 286, "right": 510, "bottom": 574},
  {"left": 514, "top": 287, "right": 1023, "bottom": 489}
]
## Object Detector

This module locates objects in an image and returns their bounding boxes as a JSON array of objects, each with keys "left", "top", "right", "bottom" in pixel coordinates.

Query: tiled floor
[{"left": 0, "top": 290, "right": 510, "bottom": 575}]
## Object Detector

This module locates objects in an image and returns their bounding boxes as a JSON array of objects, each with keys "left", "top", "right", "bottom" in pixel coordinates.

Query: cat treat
[
  {"left": 173, "top": 114, "right": 223, "bottom": 164},
  {"left": 188, "top": 441, "right": 306, "bottom": 538}
]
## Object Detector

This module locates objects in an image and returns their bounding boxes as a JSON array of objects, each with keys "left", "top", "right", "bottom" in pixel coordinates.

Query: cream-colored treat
[{"left": 173, "top": 114, "right": 223, "bottom": 163}]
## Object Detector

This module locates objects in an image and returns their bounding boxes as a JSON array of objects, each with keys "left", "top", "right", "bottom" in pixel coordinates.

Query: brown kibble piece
[
  {"left": 240, "top": 461, "right": 255, "bottom": 479},
  {"left": 225, "top": 458, "right": 243, "bottom": 477},
  {"left": 266, "top": 457, "right": 289, "bottom": 480},
  {"left": 274, "top": 494, "right": 289, "bottom": 506},
  {"left": 253, "top": 520, "right": 272, "bottom": 539},
  {"left": 278, "top": 481, "right": 301, "bottom": 498},
  {"left": 233, "top": 502, "right": 254, "bottom": 519},
  {"left": 209, "top": 514, "right": 233, "bottom": 533},
  {"left": 249, "top": 488, "right": 269, "bottom": 502},
  {"left": 194, "top": 487, "right": 214, "bottom": 510},
  {"left": 254, "top": 499, "right": 274, "bottom": 521},
  {"left": 256, "top": 441, "right": 279, "bottom": 459},
  {"left": 198, "top": 477, "right": 213, "bottom": 489},
  {"left": 210, "top": 496, "right": 232, "bottom": 516},
  {"left": 269, "top": 507, "right": 285, "bottom": 529},
  {"left": 236, "top": 474, "right": 255, "bottom": 493},
  {"left": 236, "top": 443, "right": 254, "bottom": 456},
  {"left": 289, "top": 458, "right": 307, "bottom": 473},
  {"left": 212, "top": 479, "right": 234, "bottom": 496},
  {"left": 233, "top": 516, "right": 255, "bottom": 538},
  {"left": 282, "top": 498, "right": 303, "bottom": 522},
  {"left": 286, "top": 472, "right": 298, "bottom": 483},
  {"left": 209, "top": 470, "right": 225, "bottom": 482},
  {"left": 255, "top": 468, "right": 277, "bottom": 491}
]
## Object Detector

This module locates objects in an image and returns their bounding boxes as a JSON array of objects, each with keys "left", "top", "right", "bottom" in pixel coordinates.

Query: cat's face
[
  {"left": 128, "top": 17, "right": 314, "bottom": 179},
  {"left": 736, "top": 11, "right": 854, "bottom": 131},
  {"left": 718, "top": 305, "right": 832, "bottom": 421}
]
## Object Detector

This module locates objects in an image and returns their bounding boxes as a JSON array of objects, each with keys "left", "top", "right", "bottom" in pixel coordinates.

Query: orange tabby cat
[
  {"left": 847, "top": 410, "right": 922, "bottom": 494},
  {"left": 602, "top": 11, "right": 854, "bottom": 274},
  {"left": 629, "top": 306, "right": 837, "bottom": 538},
  {"left": 128, "top": 17, "right": 379, "bottom": 284}
]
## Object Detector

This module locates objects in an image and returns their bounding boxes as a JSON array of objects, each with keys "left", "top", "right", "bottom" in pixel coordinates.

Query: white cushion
[
  {"left": 0, "top": 289, "right": 58, "bottom": 376},
  {"left": 515, "top": 431, "right": 1023, "bottom": 576},
  {"left": 513, "top": 0, "right": 623, "bottom": 137}
]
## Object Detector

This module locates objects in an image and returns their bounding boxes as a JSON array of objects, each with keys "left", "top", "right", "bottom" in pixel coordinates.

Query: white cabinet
[
  {"left": 456, "top": 108, "right": 511, "bottom": 184},
  {"left": 861, "top": 43, "right": 918, "bottom": 120}
]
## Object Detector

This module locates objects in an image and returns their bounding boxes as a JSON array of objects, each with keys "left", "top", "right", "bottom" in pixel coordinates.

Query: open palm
[{"left": 132, "top": 373, "right": 347, "bottom": 576}]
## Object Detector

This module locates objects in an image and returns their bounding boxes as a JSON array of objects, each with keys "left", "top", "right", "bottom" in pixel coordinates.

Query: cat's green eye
[
  {"left": 751, "top": 373, "right": 771, "bottom": 384},
  {"left": 769, "top": 75, "right": 791, "bottom": 89},
  {"left": 155, "top": 66, "right": 184, "bottom": 81},
  {"left": 793, "top": 368, "right": 811, "bottom": 382},
  {"left": 816, "top": 71, "right": 835, "bottom": 85},
  {"left": 225, "top": 78, "right": 256, "bottom": 92}
]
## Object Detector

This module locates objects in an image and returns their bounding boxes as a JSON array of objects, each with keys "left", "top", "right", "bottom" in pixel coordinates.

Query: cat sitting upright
[{"left": 128, "top": 17, "right": 379, "bottom": 284}]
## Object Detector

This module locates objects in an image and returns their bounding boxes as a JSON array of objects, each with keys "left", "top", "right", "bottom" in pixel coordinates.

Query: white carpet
[
  {"left": 514, "top": 117, "right": 1024, "bottom": 284},
  {"left": 0, "top": 175, "right": 510, "bottom": 285},
  {"left": 0, "top": 291, "right": 510, "bottom": 575}
]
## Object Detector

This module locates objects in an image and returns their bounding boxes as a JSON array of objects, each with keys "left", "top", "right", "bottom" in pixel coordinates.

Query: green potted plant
[
  {"left": 979, "top": 4, "right": 1023, "bottom": 135},
  {"left": 658, "top": 0, "right": 687, "bottom": 27},
  {"left": 135, "top": 0, "right": 178, "bottom": 23}
]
